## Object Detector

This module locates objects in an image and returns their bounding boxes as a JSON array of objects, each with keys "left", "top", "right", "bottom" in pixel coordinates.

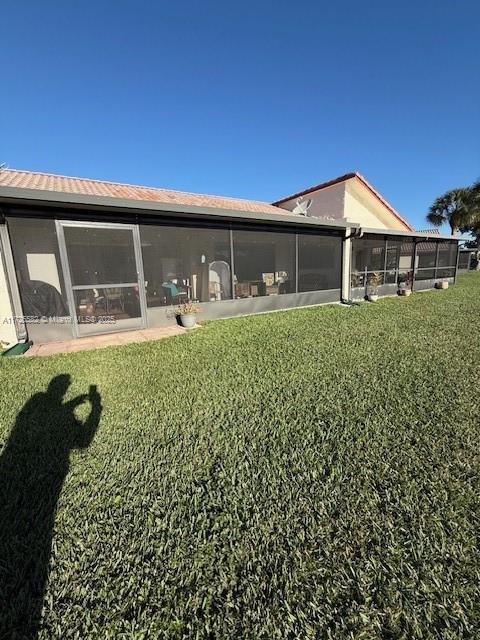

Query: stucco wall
[
  {"left": 277, "top": 178, "right": 409, "bottom": 231},
  {"left": 277, "top": 182, "right": 346, "bottom": 220},
  {"left": 344, "top": 180, "right": 407, "bottom": 230},
  {"left": 343, "top": 188, "right": 389, "bottom": 229}
]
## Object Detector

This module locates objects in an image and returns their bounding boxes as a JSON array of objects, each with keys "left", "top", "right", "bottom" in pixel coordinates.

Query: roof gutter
[
  {"left": 344, "top": 227, "right": 364, "bottom": 240},
  {"left": 359, "top": 226, "right": 460, "bottom": 242}
]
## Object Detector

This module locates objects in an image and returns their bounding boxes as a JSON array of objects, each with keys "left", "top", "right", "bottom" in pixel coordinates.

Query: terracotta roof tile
[{"left": 0, "top": 168, "right": 291, "bottom": 217}]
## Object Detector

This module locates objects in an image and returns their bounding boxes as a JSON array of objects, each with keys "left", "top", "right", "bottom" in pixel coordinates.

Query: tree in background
[
  {"left": 427, "top": 187, "right": 473, "bottom": 234},
  {"left": 427, "top": 179, "right": 480, "bottom": 239},
  {"left": 466, "top": 179, "right": 480, "bottom": 242}
]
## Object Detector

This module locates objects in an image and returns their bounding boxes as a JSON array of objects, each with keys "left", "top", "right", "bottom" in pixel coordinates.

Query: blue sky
[{"left": 1, "top": 1, "right": 479, "bottom": 230}]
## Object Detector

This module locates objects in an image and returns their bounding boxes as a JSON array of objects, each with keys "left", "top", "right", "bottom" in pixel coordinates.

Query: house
[
  {"left": 457, "top": 247, "right": 478, "bottom": 271},
  {"left": 0, "top": 169, "right": 459, "bottom": 348},
  {"left": 273, "top": 172, "right": 414, "bottom": 232}
]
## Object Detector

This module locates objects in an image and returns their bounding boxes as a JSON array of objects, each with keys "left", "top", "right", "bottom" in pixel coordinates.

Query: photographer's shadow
[{"left": 0, "top": 375, "right": 102, "bottom": 638}]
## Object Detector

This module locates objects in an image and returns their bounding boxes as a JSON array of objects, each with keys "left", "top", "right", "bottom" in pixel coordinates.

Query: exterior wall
[
  {"left": 457, "top": 251, "right": 474, "bottom": 271},
  {"left": 351, "top": 283, "right": 397, "bottom": 300},
  {"left": 0, "top": 244, "right": 17, "bottom": 347},
  {"left": 147, "top": 289, "right": 341, "bottom": 327},
  {"left": 343, "top": 187, "right": 390, "bottom": 229},
  {"left": 24, "top": 321, "right": 74, "bottom": 343},
  {"left": 7, "top": 217, "right": 72, "bottom": 343},
  {"left": 4, "top": 206, "right": 459, "bottom": 344},
  {"left": 344, "top": 179, "right": 409, "bottom": 230},
  {"left": 350, "top": 232, "right": 458, "bottom": 299},
  {"left": 413, "top": 277, "right": 454, "bottom": 292},
  {"left": 277, "top": 178, "right": 409, "bottom": 231},
  {"left": 6, "top": 210, "right": 345, "bottom": 343},
  {"left": 277, "top": 182, "right": 346, "bottom": 221},
  {"left": 351, "top": 278, "right": 456, "bottom": 300}
]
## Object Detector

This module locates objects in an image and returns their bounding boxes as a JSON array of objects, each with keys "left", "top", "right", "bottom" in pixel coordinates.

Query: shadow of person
[{"left": 0, "top": 374, "right": 102, "bottom": 639}]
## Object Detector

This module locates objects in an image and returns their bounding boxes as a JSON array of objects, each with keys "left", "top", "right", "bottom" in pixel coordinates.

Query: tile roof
[
  {"left": 272, "top": 171, "right": 414, "bottom": 231},
  {"left": 0, "top": 168, "right": 290, "bottom": 217},
  {"left": 416, "top": 229, "right": 440, "bottom": 235}
]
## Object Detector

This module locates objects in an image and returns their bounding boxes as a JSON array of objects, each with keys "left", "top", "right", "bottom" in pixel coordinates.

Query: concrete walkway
[{"left": 26, "top": 325, "right": 186, "bottom": 357}]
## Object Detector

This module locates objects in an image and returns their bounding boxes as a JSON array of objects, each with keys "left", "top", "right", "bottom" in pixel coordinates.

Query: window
[
  {"left": 415, "top": 240, "right": 457, "bottom": 280},
  {"left": 385, "top": 240, "right": 401, "bottom": 270},
  {"left": 140, "top": 224, "right": 231, "bottom": 306},
  {"left": 352, "top": 237, "right": 386, "bottom": 273},
  {"left": 8, "top": 217, "right": 69, "bottom": 318},
  {"left": 437, "top": 240, "right": 457, "bottom": 266},
  {"left": 416, "top": 240, "right": 437, "bottom": 269},
  {"left": 436, "top": 240, "right": 457, "bottom": 278},
  {"left": 63, "top": 226, "right": 138, "bottom": 286},
  {"left": 414, "top": 240, "right": 436, "bottom": 280},
  {"left": 398, "top": 240, "right": 414, "bottom": 275},
  {"left": 351, "top": 236, "right": 386, "bottom": 288},
  {"left": 458, "top": 252, "right": 471, "bottom": 270},
  {"left": 383, "top": 239, "right": 402, "bottom": 284},
  {"left": 298, "top": 234, "right": 341, "bottom": 292},
  {"left": 232, "top": 229, "right": 295, "bottom": 298}
]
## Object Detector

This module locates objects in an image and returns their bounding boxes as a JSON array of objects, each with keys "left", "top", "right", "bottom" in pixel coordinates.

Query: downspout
[
  {"left": 344, "top": 228, "right": 364, "bottom": 241},
  {"left": 411, "top": 240, "right": 418, "bottom": 292},
  {"left": 453, "top": 241, "right": 460, "bottom": 283},
  {"left": 341, "top": 227, "right": 363, "bottom": 303}
]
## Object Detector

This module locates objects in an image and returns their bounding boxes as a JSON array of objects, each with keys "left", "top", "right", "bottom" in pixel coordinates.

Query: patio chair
[{"left": 104, "top": 288, "right": 125, "bottom": 313}]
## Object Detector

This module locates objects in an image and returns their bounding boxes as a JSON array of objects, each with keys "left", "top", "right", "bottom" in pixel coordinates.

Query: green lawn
[{"left": 1, "top": 273, "right": 479, "bottom": 639}]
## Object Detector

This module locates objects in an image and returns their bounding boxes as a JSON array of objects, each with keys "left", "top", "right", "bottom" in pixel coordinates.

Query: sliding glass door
[{"left": 58, "top": 221, "right": 146, "bottom": 337}]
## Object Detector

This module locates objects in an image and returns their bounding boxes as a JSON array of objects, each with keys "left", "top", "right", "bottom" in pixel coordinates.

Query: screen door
[{"left": 59, "top": 222, "right": 146, "bottom": 337}]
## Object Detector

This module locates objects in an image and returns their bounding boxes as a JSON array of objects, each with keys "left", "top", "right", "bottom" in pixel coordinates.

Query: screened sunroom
[
  {"left": 350, "top": 232, "right": 459, "bottom": 300},
  {"left": 0, "top": 169, "right": 461, "bottom": 346},
  {"left": 1, "top": 209, "right": 346, "bottom": 344}
]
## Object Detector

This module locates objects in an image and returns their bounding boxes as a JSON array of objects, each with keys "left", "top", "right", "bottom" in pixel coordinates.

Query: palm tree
[
  {"left": 426, "top": 187, "right": 473, "bottom": 234},
  {"left": 469, "top": 179, "right": 480, "bottom": 232}
]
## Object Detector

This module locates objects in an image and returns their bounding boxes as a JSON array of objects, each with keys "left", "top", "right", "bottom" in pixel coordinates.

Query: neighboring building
[
  {"left": 273, "top": 172, "right": 413, "bottom": 231},
  {"left": 458, "top": 248, "right": 477, "bottom": 271},
  {"left": 0, "top": 168, "right": 459, "bottom": 347}
]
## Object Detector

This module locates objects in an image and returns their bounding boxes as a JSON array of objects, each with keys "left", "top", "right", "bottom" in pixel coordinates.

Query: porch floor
[{"left": 26, "top": 325, "right": 186, "bottom": 357}]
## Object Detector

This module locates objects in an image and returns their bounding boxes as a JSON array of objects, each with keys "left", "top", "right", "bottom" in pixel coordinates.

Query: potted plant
[
  {"left": 398, "top": 282, "right": 412, "bottom": 296},
  {"left": 398, "top": 272, "right": 413, "bottom": 296},
  {"left": 366, "top": 272, "right": 382, "bottom": 302},
  {"left": 175, "top": 301, "right": 200, "bottom": 328},
  {"left": 435, "top": 280, "right": 449, "bottom": 290}
]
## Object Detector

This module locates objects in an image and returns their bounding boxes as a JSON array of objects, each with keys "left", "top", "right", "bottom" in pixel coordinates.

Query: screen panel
[
  {"left": 233, "top": 229, "right": 296, "bottom": 298},
  {"left": 298, "top": 234, "right": 341, "bottom": 292},
  {"left": 140, "top": 224, "right": 232, "bottom": 306}
]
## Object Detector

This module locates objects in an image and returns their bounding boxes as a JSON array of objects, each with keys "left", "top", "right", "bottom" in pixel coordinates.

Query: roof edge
[
  {"left": 0, "top": 186, "right": 356, "bottom": 230},
  {"left": 0, "top": 167, "right": 273, "bottom": 209},
  {"left": 361, "top": 226, "right": 459, "bottom": 241},
  {"left": 272, "top": 171, "right": 414, "bottom": 232},
  {"left": 272, "top": 172, "right": 357, "bottom": 206},
  {"left": 352, "top": 173, "right": 414, "bottom": 232}
]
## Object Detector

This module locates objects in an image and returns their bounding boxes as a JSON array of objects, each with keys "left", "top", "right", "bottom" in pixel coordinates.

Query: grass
[{"left": 1, "top": 273, "right": 479, "bottom": 639}]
